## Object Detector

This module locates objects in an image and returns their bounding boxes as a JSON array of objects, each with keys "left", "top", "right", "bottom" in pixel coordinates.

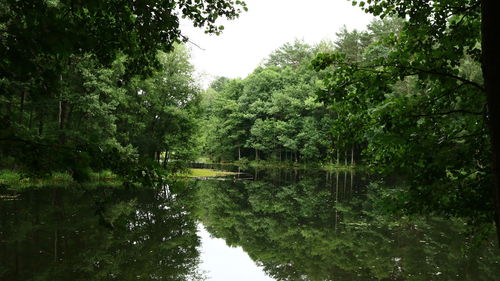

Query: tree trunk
[
  {"left": 28, "top": 107, "right": 33, "bottom": 130},
  {"left": 350, "top": 170, "right": 354, "bottom": 198},
  {"left": 38, "top": 111, "right": 44, "bottom": 136},
  {"left": 58, "top": 75, "right": 63, "bottom": 130},
  {"left": 58, "top": 100, "right": 62, "bottom": 128},
  {"left": 481, "top": 0, "right": 500, "bottom": 246},
  {"left": 162, "top": 151, "right": 168, "bottom": 168},
  {"left": 335, "top": 171, "right": 339, "bottom": 232},
  {"left": 351, "top": 145, "right": 354, "bottom": 166},
  {"left": 336, "top": 138, "right": 340, "bottom": 166},
  {"left": 19, "top": 92, "right": 25, "bottom": 124},
  {"left": 59, "top": 102, "right": 69, "bottom": 130},
  {"left": 238, "top": 147, "right": 241, "bottom": 161}
]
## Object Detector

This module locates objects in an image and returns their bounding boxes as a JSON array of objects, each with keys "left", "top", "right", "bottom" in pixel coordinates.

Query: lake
[{"left": 1, "top": 166, "right": 499, "bottom": 280}]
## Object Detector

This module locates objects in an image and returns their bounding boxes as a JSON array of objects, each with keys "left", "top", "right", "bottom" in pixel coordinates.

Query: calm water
[{"left": 1, "top": 166, "right": 499, "bottom": 281}]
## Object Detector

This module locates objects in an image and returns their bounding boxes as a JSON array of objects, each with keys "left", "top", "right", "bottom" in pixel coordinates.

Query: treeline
[
  {"left": 0, "top": 0, "right": 247, "bottom": 182},
  {"left": 1, "top": 46, "right": 200, "bottom": 181},
  {"left": 202, "top": 14, "right": 496, "bottom": 236},
  {"left": 200, "top": 40, "right": 338, "bottom": 164},
  {"left": 200, "top": 21, "right": 404, "bottom": 165}
]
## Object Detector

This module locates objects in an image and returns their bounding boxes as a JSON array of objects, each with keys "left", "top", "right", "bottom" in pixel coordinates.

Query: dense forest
[
  {"left": 199, "top": 40, "right": 335, "bottom": 164},
  {"left": 0, "top": 0, "right": 247, "bottom": 184},
  {"left": 199, "top": 15, "right": 495, "bottom": 239},
  {"left": 199, "top": 21, "right": 404, "bottom": 165},
  {"left": 1, "top": 0, "right": 500, "bottom": 246}
]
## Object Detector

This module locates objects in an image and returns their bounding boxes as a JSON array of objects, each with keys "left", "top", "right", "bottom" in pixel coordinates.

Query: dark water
[{"left": 1, "top": 166, "right": 499, "bottom": 281}]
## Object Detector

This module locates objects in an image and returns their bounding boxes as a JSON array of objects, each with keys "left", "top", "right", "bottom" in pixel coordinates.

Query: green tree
[
  {"left": 351, "top": 0, "right": 500, "bottom": 244},
  {"left": 313, "top": 4, "right": 497, "bottom": 240},
  {"left": 0, "top": 0, "right": 246, "bottom": 181},
  {"left": 120, "top": 46, "right": 201, "bottom": 166},
  {"left": 202, "top": 40, "right": 334, "bottom": 163}
]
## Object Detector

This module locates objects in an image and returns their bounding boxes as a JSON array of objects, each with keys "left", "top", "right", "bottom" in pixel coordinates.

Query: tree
[
  {"left": 202, "top": 40, "right": 334, "bottom": 163},
  {"left": 354, "top": 0, "right": 500, "bottom": 244},
  {"left": 0, "top": 0, "right": 247, "bottom": 181},
  {"left": 120, "top": 46, "right": 201, "bottom": 165},
  {"left": 313, "top": 2, "right": 499, "bottom": 241},
  {"left": 0, "top": 0, "right": 247, "bottom": 74}
]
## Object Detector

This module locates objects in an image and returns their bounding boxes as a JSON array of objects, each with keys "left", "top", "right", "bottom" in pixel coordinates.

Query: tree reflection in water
[
  {"left": 1, "top": 168, "right": 499, "bottom": 281},
  {"left": 0, "top": 182, "right": 202, "bottom": 281},
  {"left": 196, "top": 168, "right": 500, "bottom": 281}
]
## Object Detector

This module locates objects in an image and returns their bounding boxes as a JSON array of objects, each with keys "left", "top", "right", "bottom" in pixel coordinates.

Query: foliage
[
  {"left": 312, "top": 12, "right": 492, "bottom": 227},
  {"left": 0, "top": 169, "right": 121, "bottom": 190},
  {"left": 1, "top": 45, "right": 201, "bottom": 184},
  {"left": 0, "top": 0, "right": 246, "bottom": 183},
  {"left": 201, "top": 40, "right": 341, "bottom": 164},
  {"left": 0, "top": 0, "right": 247, "bottom": 75}
]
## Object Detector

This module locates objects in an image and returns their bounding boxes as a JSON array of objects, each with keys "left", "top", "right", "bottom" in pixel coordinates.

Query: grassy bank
[
  {"left": 196, "top": 159, "right": 359, "bottom": 171},
  {"left": 1, "top": 162, "right": 352, "bottom": 190},
  {"left": 0, "top": 168, "right": 242, "bottom": 190},
  {"left": 0, "top": 169, "right": 121, "bottom": 190},
  {"left": 177, "top": 168, "right": 240, "bottom": 178}
]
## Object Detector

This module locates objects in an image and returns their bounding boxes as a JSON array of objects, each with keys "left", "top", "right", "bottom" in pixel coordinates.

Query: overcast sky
[
  {"left": 198, "top": 225, "right": 274, "bottom": 281},
  {"left": 180, "top": 0, "right": 374, "bottom": 87}
]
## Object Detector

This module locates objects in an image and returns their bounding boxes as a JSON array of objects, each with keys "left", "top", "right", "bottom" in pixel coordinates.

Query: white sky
[
  {"left": 180, "top": 0, "right": 374, "bottom": 87},
  {"left": 198, "top": 225, "right": 274, "bottom": 281}
]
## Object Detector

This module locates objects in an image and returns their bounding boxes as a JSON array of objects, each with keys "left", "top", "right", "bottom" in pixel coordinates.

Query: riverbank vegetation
[
  {"left": 0, "top": 0, "right": 246, "bottom": 185},
  {"left": 197, "top": 3, "right": 499, "bottom": 241},
  {"left": 1, "top": 44, "right": 202, "bottom": 183},
  {"left": 1, "top": 0, "right": 500, "bottom": 244},
  {"left": 0, "top": 169, "right": 121, "bottom": 190}
]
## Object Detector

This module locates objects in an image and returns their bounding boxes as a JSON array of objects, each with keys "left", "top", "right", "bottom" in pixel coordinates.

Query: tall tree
[
  {"left": 0, "top": 0, "right": 246, "bottom": 180},
  {"left": 351, "top": 0, "right": 500, "bottom": 244},
  {"left": 202, "top": 40, "right": 334, "bottom": 163},
  {"left": 313, "top": 2, "right": 498, "bottom": 241}
]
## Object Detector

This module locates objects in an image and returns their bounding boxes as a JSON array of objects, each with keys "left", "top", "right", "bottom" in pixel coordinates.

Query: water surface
[{"left": 1, "top": 167, "right": 499, "bottom": 280}]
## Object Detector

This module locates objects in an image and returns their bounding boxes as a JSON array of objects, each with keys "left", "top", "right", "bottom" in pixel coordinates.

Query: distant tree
[
  {"left": 265, "top": 39, "right": 314, "bottom": 68},
  {"left": 202, "top": 40, "right": 334, "bottom": 163}
]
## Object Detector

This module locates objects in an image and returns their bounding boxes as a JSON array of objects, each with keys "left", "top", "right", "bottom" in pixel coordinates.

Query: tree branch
[
  {"left": 401, "top": 66, "right": 485, "bottom": 92},
  {"left": 330, "top": 60, "right": 485, "bottom": 92},
  {"left": 411, "top": 109, "right": 484, "bottom": 118}
]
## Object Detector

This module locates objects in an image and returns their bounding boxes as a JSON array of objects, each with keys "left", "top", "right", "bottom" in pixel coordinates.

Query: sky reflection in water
[{"left": 1, "top": 167, "right": 499, "bottom": 281}]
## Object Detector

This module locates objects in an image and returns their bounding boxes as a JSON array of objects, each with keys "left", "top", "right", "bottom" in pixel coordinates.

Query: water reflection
[
  {"left": 0, "top": 183, "right": 202, "bottom": 281},
  {"left": 195, "top": 168, "right": 500, "bottom": 281},
  {"left": 1, "top": 168, "right": 499, "bottom": 281},
  {"left": 198, "top": 224, "right": 273, "bottom": 281}
]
